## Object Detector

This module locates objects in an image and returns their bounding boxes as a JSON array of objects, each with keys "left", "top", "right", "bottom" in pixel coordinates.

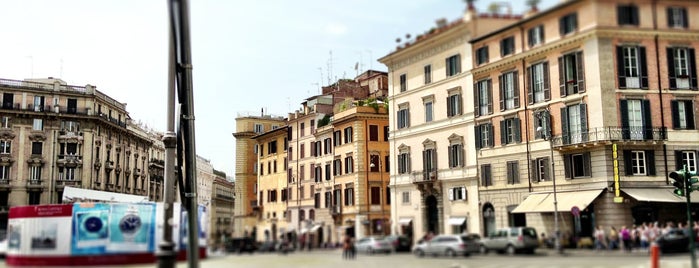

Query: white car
[
  {"left": 354, "top": 236, "right": 393, "bottom": 254},
  {"left": 413, "top": 234, "right": 480, "bottom": 257}
]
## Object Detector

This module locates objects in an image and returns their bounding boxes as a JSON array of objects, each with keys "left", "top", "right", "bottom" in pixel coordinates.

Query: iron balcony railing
[
  {"left": 411, "top": 169, "right": 438, "bottom": 184},
  {"left": 551, "top": 127, "right": 666, "bottom": 147}
]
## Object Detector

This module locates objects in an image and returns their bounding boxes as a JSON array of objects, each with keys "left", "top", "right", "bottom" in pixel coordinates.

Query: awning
[
  {"left": 398, "top": 218, "right": 412, "bottom": 225},
  {"left": 511, "top": 189, "right": 603, "bottom": 213},
  {"left": 447, "top": 217, "right": 466, "bottom": 226},
  {"left": 62, "top": 186, "right": 149, "bottom": 203},
  {"left": 622, "top": 188, "right": 686, "bottom": 203}
]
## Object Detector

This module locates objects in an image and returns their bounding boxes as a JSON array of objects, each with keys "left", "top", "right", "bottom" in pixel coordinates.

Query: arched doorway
[
  {"left": 482, "top": 203, "right": 495, "bottom": 237},
  {"left": 426, "top": 195, "right": 439, "bottom": 234}
]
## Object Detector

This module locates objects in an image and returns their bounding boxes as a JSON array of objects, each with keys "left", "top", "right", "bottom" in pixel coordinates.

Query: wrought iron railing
[
  {"left": 411, "top": 169, "right": 438, "bottom": 183},
  {"left": 551, "top": 127, "right": 666, "bottom": 147}
]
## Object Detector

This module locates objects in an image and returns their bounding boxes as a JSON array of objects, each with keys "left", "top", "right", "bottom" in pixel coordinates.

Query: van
[{"left": 480, "top": 227, "right": 538, "bottom": 255}]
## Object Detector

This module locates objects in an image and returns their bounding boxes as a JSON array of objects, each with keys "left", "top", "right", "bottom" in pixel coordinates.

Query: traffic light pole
[{"left": 683, "top": 165, "right": 697, "bottom": 268}]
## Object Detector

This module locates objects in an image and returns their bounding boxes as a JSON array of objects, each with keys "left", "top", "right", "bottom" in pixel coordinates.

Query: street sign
[
  {"left": 614, "top": 196, "right": 624, "bottom": 203},
  {"left": 571, "top": 206, "right": 580, "bottom": 217}
]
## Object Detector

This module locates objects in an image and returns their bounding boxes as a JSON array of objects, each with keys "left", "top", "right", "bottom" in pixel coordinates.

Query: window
[
  {"left": 677, "top": 151, "right": 697, "bottom": 173},
  {"left": 370, "top": 155, "right": 380, "bottom": 172},
  {"left": 384, "top": 126, "right": 389, "bottom": 141},
  {"left": 447, "top": 91, "right": 462, "bottom": 117},
  {"left": 667, "top": 47, "right": 697, "bottom": 89},
  {"left": 564, "top": 152, "right": 591, "bottom": 179},
  {"left": 2, "top": 93, "right": 13, "bottom": 109},
  {"left": 33, "top": 96, "right": 45, "bottom": 112},
  {"left": 324, "top": 138, "right": 332, "bottom": 154},
  {"left": 268, "top": 140, "right": 277, "bottom": 154},
  {"left": 481, "top": 164, "right": 492, "bottom": 186},
  {"left": 506, "top": 161, "right": 519, "bottom": 184},
  {"left": 325, "top": 163, "right": 331, "bottom": 180},
  {"left": 476, "top": 46, "right": 489, "bottom": 65},
  {"left": 401, "top": 191, "right": 410, "bottom": 204},
  {"left": 370, "top": 187, "right": 381, "bottom": 205},
  {"left": 300, "top": 123, "right": 305, "bottom": 136},
  {"left": 397, "top": 151, "right": 410, "bottom": 174},
  {"left": 32, "top": 119, "right": 43, "bottom": 131},
  {"left": 300, "top": 186, "right": 305, "bottom": 199},
  {"left": 446, "top": 55, "right": 461, "bottom": 77},
  {"left": 397, "top": 106, "right": 410, "bottom": 129},
  {"left": 1, "top": 117, "right": 9, "bottom": 128},
  {"left": 333, "top": 159, "right": 342, "bottom": 176},
  {"left": 672, "top": 100, "right": 695, "bottom": 129},
  {"left": 624, "top": 150, "right": 655, "bottom": 176},
  {"left": 422, "top": 148, "right": 436, "bottom": 174},
  {"left": 310, "top": 120, "right": 315, "bottom": 133},
  {"left": 333, "top": 131, "right": 341, "bottom": 147},
  {"left": 474, "top": 79, "right": 493, "bottom": 117},
  {"left": 449, "top": 187, "right": 466, "bottom": 201},
  {"left": 530, "top": 157, "right": 550, "bottom": 182},
  {"left": 448, "top": 143, "right": 463, "bottom": 168},
  {"left": 343, "top": 127, "right": 353, "bottom": 143},
  {"left": 527, "top": 62, "right": 550, "bottom": 104},
  {"left": 29, "top": 166, "right": 41, "bottom": 181},
  {"left": 617, "top": 46, "right": 648, "bottom": 89},
  {"left": 254, "top": 123, "right": 264, "bottom": 134},
  {"left": 424, "top": 100, "right": 433, "bottom": 122},
  {"left": 559, "top": 13, "right": 578, "bottom": 35},
  {"left": 499, "top": 71, "right": 519, "bottom": 111},
  {"left": 344, "top": 156, "right": 354, "bottom": 174},
  {"left": 400, "top": 74, "right": 407, "bottom": 92},
  {"left": 314, "top": 193, "right": 320, "bottom": 208},
  {"left": 344, "top": 187, "right": 354, "bottom": 206},
  {"left": 500, "top": 118, "right": 521, "bottom": 145},
  {"left": 300, "top": 143, "right": 305, "bottom": 158},
  {"left": 500, "top": 36, "right": 515, "bottom": 57},
  {"left": 369, "top": 125, "right": 379, "bottom": 141},
  {"left": 559, "top": 51, "right": 585, "bottom": 96},
  {"left": 561, "top": 103, "right": 588, "bottom": 144},
  {"left": 0, "top": 140, "right": 10, "bottom": 154},
  {"left": 324, "top": 191, "right": 332, "bottom": 208},
  {"left": 533, "top": 110, "right": 551, "bottom": 139},
  {"left": 28, "top": 192, "right": 40, "bottom": 205},
  {"left": 667, "top": 7, "right": 688, "bottom": 28},
  {"left": 424, "top": 65, "right": 432, "bottom": 84},
  {"left": 620, "top": 99, "right": 652, "bottom": 140},
  {"left": 475, "top": 123, "right": 494, "bottom": 149},
  {"left": 31, "top": 142, "right": 42, "bottom": 155},
  {"left": 617, "top": 4, "right": 639, "bottom": 26},
  {"left": 528, "top": 25, "right": 544, "bottom": 47}
]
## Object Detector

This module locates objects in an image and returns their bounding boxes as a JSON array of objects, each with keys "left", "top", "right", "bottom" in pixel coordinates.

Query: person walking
[
  {"left": 593, "top": 226, "right": 607, "bottom": 250},
  {"left": 620, "top": 226, "right": 632, "bottom": 252},
  {"left": 342, "top": 235, "right": 351, "bottom": 259},
  {"left": 608, "top": 226, "right": 619, "bottom": 250}
]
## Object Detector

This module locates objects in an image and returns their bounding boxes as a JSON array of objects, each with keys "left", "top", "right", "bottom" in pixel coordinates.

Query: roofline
[
  {"left": 251, "top": 125, "right": 288, "bottom": 140},
  {"left": 469, "top": 0, "right": 581, "bottom": 44}
]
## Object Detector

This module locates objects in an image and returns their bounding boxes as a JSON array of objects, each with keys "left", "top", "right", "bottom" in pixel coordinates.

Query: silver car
[
  {"left": 413, "top": 234, "right": 480, "bottom": 257},
  {"left": 354, "top": 236, "right": 393, "bottom": 254},
  {"left": 480, "top": 227, "right": 539, "bottom": 255}
]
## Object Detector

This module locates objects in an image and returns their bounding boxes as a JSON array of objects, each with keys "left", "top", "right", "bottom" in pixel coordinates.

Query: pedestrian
[
  {"left": 342, "top": 235, "right": 351, "bottom": 259},
  {"left": 620, "top": 225, "right": 632, "bottom": 252},
  {"left": 608, "top": 226, "right": 619, "bottom": 250},
  {"left": 593, "top": 226, "right": 606, "bottom": 250},
  {"left": 349, "top": 236, "right": 356, "bottom": 259}
]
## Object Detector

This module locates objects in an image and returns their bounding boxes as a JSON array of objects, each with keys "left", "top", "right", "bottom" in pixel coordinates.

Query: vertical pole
[{"left": 683, "top": 165, "right": 697, "bottom": 268}]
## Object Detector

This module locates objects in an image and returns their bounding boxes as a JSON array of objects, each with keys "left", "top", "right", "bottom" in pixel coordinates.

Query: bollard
[{"left": 650, "top": 242, "right": 659, "bottom": 268}]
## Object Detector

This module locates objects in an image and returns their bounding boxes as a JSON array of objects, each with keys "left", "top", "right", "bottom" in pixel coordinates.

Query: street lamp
[
  {"left": 369, "top": 154, "right": 387, "bottom": 236},
  {"left": 536, "top": 109, "right": 562, "bottom": 254}
]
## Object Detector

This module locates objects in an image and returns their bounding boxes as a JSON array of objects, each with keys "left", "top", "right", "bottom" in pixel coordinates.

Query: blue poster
[
  {"left": 71, "top": 203, "right": 110, "bottom": 255},
  {"left": 179, "top": 204, "right": 207, "bottom": 248},
  {"left": 105, "top": 203, "right": 156, "bottom": 253}
]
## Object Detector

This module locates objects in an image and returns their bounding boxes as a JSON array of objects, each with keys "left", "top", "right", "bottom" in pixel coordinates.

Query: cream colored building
[
  {"left": 211, "top": 174, "right": 234, "bottom": 246},
  {"left": 469, "top": 0, "right": 699, "bottom": 241},
  {"left": 252, "top": 126, "right": 289, "bottom": 242},
  {"left": 378, "top": 6, "right": 519, "bottom": 243},
  {"left": 233, "top": 113, "right": 286, "bottom": 238}
]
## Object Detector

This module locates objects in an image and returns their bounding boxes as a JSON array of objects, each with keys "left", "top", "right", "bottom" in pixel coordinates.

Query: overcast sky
[{"left": 0, "top": 0, "right": 557, "bottom": 178}]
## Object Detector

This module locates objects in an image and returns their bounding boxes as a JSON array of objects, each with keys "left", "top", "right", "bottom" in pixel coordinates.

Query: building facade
[
  {"left": 233, "top": 113, "right": 286, "bottom": 238},
  {"left": 212, "top": 174, "right": 234, "bottom": 247},
  {"left": 379, "top": 5, "right": 520, "bottom": 244},
  {"left": 468, "top": 0, "right": 699, "bottom": 241},
  {"left": 252, "top": 126, "right": 289, "bottom": 243}
]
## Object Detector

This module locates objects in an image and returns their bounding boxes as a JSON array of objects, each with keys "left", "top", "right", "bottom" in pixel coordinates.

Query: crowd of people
[{"left": 591, "top": 221, "right": 699, "bottom": 251}]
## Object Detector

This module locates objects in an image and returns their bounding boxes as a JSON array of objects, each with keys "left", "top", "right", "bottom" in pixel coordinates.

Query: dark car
[
  {"left": 656, "top": 229, "right": 690, "bottom": 253},
  {"left": 386, "top": 235, "right": 412, "bottom": 252},
  {"left": 225, "top": 237, "right": 257, "bottom": 254}
]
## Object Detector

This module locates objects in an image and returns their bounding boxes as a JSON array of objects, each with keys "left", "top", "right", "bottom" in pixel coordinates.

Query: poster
[
  {"left": 71, "top": 203, "right": 110, "bottom": 255},
  {"left": 105, "top": 203, "right": 156, "bottom": 253}
]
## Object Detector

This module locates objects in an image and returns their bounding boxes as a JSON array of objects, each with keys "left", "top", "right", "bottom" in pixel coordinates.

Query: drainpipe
[
  {"left": 520, "top": 25, "right": 533, "bottom": 193},
  {"left": 651, "top": 0, "right": 669, "bottom": 184}
]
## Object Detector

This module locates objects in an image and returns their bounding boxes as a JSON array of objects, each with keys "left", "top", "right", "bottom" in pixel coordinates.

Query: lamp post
[
  {"left": 536, "top": 109, "right": 562, "bottom": 254},
  {"left": 370, "top": 154, "right": 387, "bottom": 236}
]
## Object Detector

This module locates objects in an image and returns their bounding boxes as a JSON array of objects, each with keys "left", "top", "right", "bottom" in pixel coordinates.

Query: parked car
[
  {"left": 385, "top": 235, "right": 412, "bottom": 252},
  {"left": 354, "top": 236, "right": 393, "bottom": 254},
  {"left": 480, "top": 227, "right": 538, "bottom": 255},
  {"left": 225, "top": 237, "right": 257, "bottom": 254},
  {"left": 412, "top": 234, "right": 480, "bottom": 257},
  {"left": 257, "top": 241, "right": 278, "bottom": 253},
  {"left": 656, "top": 228, "right": 690, "bottom": 253}
]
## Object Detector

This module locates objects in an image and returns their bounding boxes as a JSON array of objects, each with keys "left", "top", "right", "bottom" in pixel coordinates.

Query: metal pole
[
  {"left": 546, "top": 109, "right": 562, "bottom": 254},
  {"left": 683, "top": 165, "right": 697, "bottom": 268},
  {"left": 157, "top": 1, "right": 178, "bottom": 265}
]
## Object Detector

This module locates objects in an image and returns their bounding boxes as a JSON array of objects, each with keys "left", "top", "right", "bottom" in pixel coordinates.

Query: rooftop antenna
[{"left": 327, "top": 50, "right": 334, "bottom": 86}]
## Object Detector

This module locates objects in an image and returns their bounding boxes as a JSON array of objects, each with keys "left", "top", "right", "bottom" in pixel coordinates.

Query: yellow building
[
  {"left": 233, "top": 113, "right": 286, "bottom": 238},
  {"left": 252, "top": 126, "right": 289, "bottom": 242}
]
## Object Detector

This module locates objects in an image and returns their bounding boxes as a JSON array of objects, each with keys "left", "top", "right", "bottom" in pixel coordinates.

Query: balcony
[
  {"left": 0, "top": 179, "right": 10, "bottom": 189},
  {"left": 26, "top": 180, "right": 44, "bottom": 190},
  {"left": 55, "top": 179, "right": 81, "bottom": 188},
  {"left": 330, "top": 205, "right": 341, "bottom": 215},
  {"left": 411, "top": 169, "right": 438, "bottom": 184},
  {"left": 551, "top": 127, "right": 666, "bottom": 148},
  {"left": 57, "top": 154, "right": 82, "bottom": 168},
  {"left": 106, "top": 183, "right": 115, "bottom": 191}
]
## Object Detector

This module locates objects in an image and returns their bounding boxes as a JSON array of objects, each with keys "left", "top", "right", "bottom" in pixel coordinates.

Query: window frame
[
  {"left": 559, "top": 13, "right": 578, "bottom": 35},
  {"left": 424, "top": 64, "right": 432, "bottom": 84},
  {"left": 500, "top": 36, "right": 515, "bottom": 57},
  {"left": 446, "top": 54, "right": 461, "bottom": 77},
  {"left": 399, "top": 74, "right": 407, "bottom": 92},
  {"left": 476, "top": 46, "right": 489, "bottom": 65},
  {"left": 527, "top": 25, "right": 544, "bottom": 47}
]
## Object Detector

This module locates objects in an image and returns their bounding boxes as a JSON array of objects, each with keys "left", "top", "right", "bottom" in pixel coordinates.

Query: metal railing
[
  {"left": 411, "top": 169, "right": 438, "bottom": 183},
  {"left": 551, "top": 127, "right": 666, "bottom": 147}
]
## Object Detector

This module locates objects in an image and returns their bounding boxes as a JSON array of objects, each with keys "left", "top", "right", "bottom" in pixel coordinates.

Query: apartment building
[
  {"left": 469, "top": 0, "right": 699, "bottom": 239},
  {"left": 378, "top": 5, "right": 520, "bottom": 243},
  {"left": 233, "top": 113, "right": 286, "bottom": 238},
  {"left": 212, "top": 177, "right": 235, "bottom": 246},
  {"left": 0, "top": 77, "right": 156, "bottom": 231},
  {"left": 252, "top": 126, "right": 289, "bottom": 243}
]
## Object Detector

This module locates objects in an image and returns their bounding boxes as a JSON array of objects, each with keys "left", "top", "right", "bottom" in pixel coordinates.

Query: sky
[{"left": 0, "top": 0, "right": 557, "bottom": 179}]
